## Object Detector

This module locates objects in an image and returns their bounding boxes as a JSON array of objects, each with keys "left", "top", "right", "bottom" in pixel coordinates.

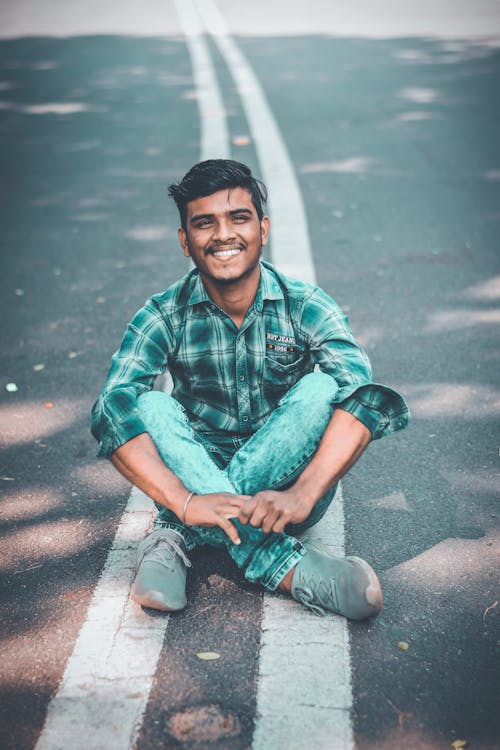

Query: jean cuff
[{"left": 263, "top": 541, "right": 306, "bottom": 591}]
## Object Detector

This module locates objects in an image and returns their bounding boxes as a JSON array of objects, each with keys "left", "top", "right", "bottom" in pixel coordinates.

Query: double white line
[{"left": 36, "top": 2, "right": 353, "bottom": 748}]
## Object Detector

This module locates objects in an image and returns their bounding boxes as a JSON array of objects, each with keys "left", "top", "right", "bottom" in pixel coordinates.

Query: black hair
[{"left": 168, "top": 159, "right": 268, "bottom": 230}]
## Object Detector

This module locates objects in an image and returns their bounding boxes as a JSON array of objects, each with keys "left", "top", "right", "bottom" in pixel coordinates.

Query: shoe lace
[
  {"left": 293, "top": 572, "right": 339, "bottom": 617},
  {"left": 139, "top": 532, "right": 192, "bottom": 572}
]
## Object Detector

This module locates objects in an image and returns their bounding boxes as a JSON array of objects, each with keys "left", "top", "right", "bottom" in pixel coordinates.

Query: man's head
[
  {"left": 168, "top": 160, "right": 270, "bottom": 290},
  {"left": 168, "top": 159, "right": 267, "bottom": 231}
]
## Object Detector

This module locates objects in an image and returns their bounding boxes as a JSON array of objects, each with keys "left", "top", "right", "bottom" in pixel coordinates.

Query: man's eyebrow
[{"left": 189, "top": 207, "right": 253, "bottom": 223}]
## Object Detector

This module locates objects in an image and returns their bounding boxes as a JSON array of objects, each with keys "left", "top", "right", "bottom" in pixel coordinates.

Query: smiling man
[{"left": 91, "top": 159, "right": 409, "bottom": 620}]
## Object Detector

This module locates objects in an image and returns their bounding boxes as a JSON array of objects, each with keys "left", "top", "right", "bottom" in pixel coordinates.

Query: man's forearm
[
  {"left": 111, "top": 432, "right": 188, "bottom": 518},
  {"left": 291, "top": 407, "right": 372, "bottom": 509}
]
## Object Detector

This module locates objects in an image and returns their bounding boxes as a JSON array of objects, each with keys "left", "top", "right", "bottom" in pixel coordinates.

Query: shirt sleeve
[
  {"left": 91, "top": 298, "right": 173, "bottom": 458},
  {"left": 301, "top": 287, "right": 409, "bottom": 439}
]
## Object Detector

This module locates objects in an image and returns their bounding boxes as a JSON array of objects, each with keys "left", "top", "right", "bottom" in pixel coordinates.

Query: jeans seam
[{"left": 270, "top": 452, "right": 315, "bottom": 489}]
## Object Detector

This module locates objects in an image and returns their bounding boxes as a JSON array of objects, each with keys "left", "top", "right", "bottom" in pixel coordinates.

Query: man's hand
[
  {"left": 237, "top": 489, "right": 313, "bottom": 534},
  {"left": 184, "top": 492, "right": 250, "bottom": 545}
]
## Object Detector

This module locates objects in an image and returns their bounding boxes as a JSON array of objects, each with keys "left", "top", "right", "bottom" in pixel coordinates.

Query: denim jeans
[{"left": 138, "top": 372, "right": 339, "bottom": 591}]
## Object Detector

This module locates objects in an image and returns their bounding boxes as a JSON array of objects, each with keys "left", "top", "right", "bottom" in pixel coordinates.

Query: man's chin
[{"left": 203, "top": 260, "right": 261, "bottom": 286}]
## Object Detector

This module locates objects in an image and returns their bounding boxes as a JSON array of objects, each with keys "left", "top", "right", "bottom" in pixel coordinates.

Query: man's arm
[
  {"left": 111, "top": 433, "right": 249, "bottom": 545},
  {"left": 237, "top": 407, "right": 371, "bottom": 534}
]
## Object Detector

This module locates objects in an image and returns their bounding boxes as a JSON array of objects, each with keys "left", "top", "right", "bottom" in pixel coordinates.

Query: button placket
[{"left": 235, "top": 332, "right": 251, "bottom": 429}]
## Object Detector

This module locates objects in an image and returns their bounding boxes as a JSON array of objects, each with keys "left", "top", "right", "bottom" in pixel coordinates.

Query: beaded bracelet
[{"left": 182, "top": 491, "right": 195, "bottom": 524}]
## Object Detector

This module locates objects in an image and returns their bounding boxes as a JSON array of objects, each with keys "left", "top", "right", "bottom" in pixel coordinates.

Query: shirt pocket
[{"left": 262, "top": 352, "right": 309, "bottom": 403}]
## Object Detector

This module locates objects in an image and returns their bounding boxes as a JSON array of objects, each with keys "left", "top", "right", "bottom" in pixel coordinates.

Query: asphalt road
[{"left": 1, "top": 2, "right": 499, "bottom": 749}]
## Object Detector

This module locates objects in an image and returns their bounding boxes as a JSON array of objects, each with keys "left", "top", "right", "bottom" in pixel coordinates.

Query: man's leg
[
  {"left": 136, "top": 383, "right": 381, "bottom": 619},
  {"left": 222, "top": 372, "right": 337, "bottom": 587},
  {"left": 223, "top": 372, "right": 383, "bottom": 619},
  {"left": 133, "top": 391, "right": 305, "bottom": 607},
  {"left": 227, "top": 371, "right": 337, "bottom": 498}
]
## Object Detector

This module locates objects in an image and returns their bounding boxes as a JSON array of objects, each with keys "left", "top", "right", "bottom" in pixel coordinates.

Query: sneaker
[
  {"left": 291, "top": 543, "right": 383, "bottom": 620},
  {"left": 131, "top": 528, "right": 192, "bottom": 612}
]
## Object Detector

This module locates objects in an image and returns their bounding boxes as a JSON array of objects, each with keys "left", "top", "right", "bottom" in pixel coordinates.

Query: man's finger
[
  {"left": 272, "top": 517, "right": 288, "bottom": 534},
  {"left": 249, "top": 506, "right": 268, "bottom": 528},
  {"left": 238, "top": 498, "right": 257, "bottom": 524},
  {"left": 218, "top": 516, "right": 241, "bottom": 545},
  {"left": 262, "top": 510, "right": 280, "bottom": 534}
]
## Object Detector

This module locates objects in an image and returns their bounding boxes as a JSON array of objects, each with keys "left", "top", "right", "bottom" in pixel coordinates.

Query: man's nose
[{"left": 212, "top": 218, "right": 236, "bottom": 242}]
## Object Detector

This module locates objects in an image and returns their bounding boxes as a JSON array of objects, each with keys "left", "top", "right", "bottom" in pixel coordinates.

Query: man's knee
[
  {"left": 281, "top": 371, "right": 338, "bottom": 409},
  {"left": 137, "top": 390, "right": 187, "bottom": 424}
]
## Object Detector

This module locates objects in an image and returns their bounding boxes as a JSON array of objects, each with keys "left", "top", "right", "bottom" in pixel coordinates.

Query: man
[{"left": 91, "top": 159, "right": 408, "bottom": 620}]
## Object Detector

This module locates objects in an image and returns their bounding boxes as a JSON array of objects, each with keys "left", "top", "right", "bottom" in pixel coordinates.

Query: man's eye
[
  {"left": 195, "top": 219, "right": 211, "bottom": 228},
  {"left": 233, "top": 214, "right": 247, "bottom": 222}
]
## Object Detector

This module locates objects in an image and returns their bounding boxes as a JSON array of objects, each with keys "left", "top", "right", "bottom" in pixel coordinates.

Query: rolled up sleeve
[
  {"left": 301, "top": 288, "right": 409, "bottom": 440},
  {"left": 337, "top": 383, "right": 410, "bottom": 440},
  {"left": 91, "top": 300, "right": 172, "bottom": 458}
]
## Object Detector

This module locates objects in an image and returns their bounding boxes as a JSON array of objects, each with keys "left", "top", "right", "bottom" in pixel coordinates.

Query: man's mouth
[{"left": 209, "top": 247, "right": 243, "bottom": 258}]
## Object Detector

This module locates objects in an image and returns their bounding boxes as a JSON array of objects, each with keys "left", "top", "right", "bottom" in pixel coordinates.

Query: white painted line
[
  {"left": 253, "top": 488, "right": 353, "bottom": 750},
  {"left": 192, "top": 4, "right": 354, "bottom": 748},
  {"left": 195, "top": 0, "right": 316, "bottom": 284},
  {"left": 34, "top": 487, "right": 163, "bottom": 750},
  {"left": 173, "top": 0, "right": 230, "bottom": 161}
]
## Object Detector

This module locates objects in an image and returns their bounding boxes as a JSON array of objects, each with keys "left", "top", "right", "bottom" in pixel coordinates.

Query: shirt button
[
  {"left": 242, "top": 416, "right": 249, "bottom": 422},
  {"left": 239, "top": 375, "right": 245, "bottom": 381}
]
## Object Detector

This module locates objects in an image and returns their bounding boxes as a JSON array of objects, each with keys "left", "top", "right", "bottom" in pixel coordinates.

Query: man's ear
[
  {"left": 260, "top": 215, "right": 270, "bottom": 247},
  {"left": 178, "top": 227, "right": 190, "bottom": 258}
]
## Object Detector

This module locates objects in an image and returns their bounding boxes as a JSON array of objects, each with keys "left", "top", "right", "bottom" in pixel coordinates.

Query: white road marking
[
  {"left": 253, "top": 488, "right": 353, "bottom": 750},
  {"left": 192, "top": 3, "right": 354, "bottom": 747},
  {"left": 173, "top": 0, "right": 229, "bottom": 161},
  {"left": 195, "top": 0, "right": 316, "bottom": 284},
  {"left": 34, "top": 487, "right": 162, "bottom": 750}
]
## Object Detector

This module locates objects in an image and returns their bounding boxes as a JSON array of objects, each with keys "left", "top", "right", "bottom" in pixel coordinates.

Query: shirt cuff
[
  {"left": 96, "top": 407, "right": 147, "bottom": 458},
  {"left": 337, "top": 383, "right": 409, "bottom": 440}
]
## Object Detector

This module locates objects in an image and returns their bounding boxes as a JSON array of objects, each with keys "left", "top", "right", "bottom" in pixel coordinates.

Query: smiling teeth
[{"left": 212, "top": 249, "right": 241, "bottom": 258}]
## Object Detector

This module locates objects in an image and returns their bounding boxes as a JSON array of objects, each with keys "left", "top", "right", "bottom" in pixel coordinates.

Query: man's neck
[{"left": 201, "top": 265, "right": 261, "bottom": 329}]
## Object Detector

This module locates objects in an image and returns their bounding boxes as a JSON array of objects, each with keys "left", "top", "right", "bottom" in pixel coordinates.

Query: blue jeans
[{"left": 138, "top": 372, "right": 339, "bottom": 591}]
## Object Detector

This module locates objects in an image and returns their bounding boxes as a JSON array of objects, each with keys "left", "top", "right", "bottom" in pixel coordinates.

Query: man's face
[{"left": 178, "top": 187, "right": 270, "bottom": 287}]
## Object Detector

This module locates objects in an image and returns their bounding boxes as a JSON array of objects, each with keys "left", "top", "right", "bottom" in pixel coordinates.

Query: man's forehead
[{"left": 186, "top": 186, "right": 254, "bottom": 216}]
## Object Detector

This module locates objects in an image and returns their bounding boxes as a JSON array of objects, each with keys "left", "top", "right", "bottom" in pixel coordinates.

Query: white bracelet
[{"left": 182, "top": 491, "right": 195, "bottom": 524}]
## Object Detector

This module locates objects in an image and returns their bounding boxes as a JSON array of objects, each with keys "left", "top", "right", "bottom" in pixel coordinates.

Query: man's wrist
[
  {"left": 161, "top": 483, "right": 191, "bottom": 519},
  {"left": 287, "top": 481, "right": 322, "bottom": 512}
]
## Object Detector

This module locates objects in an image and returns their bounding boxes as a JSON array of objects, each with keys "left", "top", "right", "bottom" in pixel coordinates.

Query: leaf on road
[
  {"left": 232, "top": 135, "right": 251, "bottom": 146},
  {"left": 397, "top": 641, "right": 409, "bottom": 651},
  {"left": 33, "top": 363, "right": 45, "bottom": 371},
  {"left": 44, "top": 401, "right": 55, "bottom": 409},
  {"left": 451, "top": 740, "right": 468, "bottom": 748},
  {"left": 5, "top": 382, "right": 18, "bottom": 392},
  {"left": 195, "top": 651, "right": 220, "bottom": 661}
]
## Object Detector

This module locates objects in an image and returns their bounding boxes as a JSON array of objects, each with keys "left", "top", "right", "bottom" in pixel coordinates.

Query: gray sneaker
[
  {"left": 131, "top": 528, "right": 192, "bottom": 612},
  {"left": 291, "top": 543, "right": 383, "bottom": 620}
]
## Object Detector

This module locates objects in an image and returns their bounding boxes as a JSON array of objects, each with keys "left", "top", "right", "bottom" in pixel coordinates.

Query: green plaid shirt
[{"left": 91, "top": 261, "right": 409, "bottom": 458}]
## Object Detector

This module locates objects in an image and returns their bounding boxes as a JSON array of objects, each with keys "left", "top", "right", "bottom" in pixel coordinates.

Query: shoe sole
[
  {"left": 131, "top": 588, "right": 186, "bottom": 613},
  {"left": 349, "top": 556, "right": 383, "bottom": 616}
]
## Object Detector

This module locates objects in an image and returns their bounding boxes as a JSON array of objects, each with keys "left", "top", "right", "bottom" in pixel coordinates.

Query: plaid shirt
[{"left": 91, "top": 261, "right": 409, "bottom": 458}]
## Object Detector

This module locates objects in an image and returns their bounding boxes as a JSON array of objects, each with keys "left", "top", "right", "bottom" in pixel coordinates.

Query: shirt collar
[
  {"left": 187, "top": 272, "right": 212, "bottom": 306},
  {"left": 255, "top": 262, "right": 284, "bottom": 312},
  {"left": 187, "top": 261, "right": 284, "bottom": 309}
]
